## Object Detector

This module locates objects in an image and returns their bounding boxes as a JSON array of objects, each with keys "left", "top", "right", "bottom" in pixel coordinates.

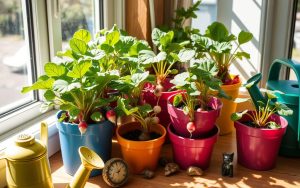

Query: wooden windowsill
[{"left": 50, "top": 132, "right": 300, "bottom": 188}]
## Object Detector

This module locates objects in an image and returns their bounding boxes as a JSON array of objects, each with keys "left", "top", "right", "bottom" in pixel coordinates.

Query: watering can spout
[
  {"left": 40, "top": 122, "right": 48, "bottom": 148},
  {"left": 67, "top": 146, "right": 104, "bottom": 188},
  {"left": 246, "top": 73, "right": 267, "bottom": 110}
]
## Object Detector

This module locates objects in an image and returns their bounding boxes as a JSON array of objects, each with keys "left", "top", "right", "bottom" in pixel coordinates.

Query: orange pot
[
  {"left": 116, "top": 122, "right": 166, "bottom": 174},
  {"left": 216, "top": 81, "right": 241, "bottom": 135}
]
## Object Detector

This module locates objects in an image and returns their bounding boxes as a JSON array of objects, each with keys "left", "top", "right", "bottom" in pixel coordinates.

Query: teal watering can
[{"left": 246, "top": 59, "right": 300, "bottom": 157}]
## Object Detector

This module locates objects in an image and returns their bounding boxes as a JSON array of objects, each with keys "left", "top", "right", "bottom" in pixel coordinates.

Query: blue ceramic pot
[{"left": 56, "top": 111, "right": 114, "bottom": 177}]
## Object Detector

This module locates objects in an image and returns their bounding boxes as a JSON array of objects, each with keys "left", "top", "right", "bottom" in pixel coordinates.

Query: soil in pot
[{"left": 122, "top": 130, "right": 161, "bottom": 141}]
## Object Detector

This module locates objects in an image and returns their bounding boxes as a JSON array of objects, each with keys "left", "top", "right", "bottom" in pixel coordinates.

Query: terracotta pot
[
  {"left": 217, "top": 81, "right": 241, "bottom": 135},
  {"left": 116, "top": 122, "right": 166, "bottom": 174},
  {"left": 234, "top": 111, "right": 288, "bottom": 170},
  {"left": 167, "top": 93, "right": 222, "bottom": 138},
  {"left": 142, "top": 79, "right": 181, "bottom": 128},
  {"left": 168, "top": 124, "right": 219, "bottom": 170}
]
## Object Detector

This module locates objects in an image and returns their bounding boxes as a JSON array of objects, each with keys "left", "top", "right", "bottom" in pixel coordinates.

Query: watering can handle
[
  {"left": 40, "top": 122, "right": 48, "bottom": 149},
  {"left": 268, "top": 58, "right": 300, "bottom": 146}
]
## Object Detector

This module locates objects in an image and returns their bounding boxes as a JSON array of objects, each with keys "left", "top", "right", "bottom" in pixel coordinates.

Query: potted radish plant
[
  {"left": 167, "top": 60, "right": 227, "bottom": 170},
  {"left": 191, "top": 22, "right": 253, "bottom": 135},
  {"left": 21, "top": 26, "right": 148, "bottom": 176},
  {"left": 139, "top": 28, "right": 195, "bottom": 127},
  {"left": 112, "top": 71, "right": 166, "bottom": 174},
  {"left": 232, "top": 84, "right": 292, "bottom": 171}
]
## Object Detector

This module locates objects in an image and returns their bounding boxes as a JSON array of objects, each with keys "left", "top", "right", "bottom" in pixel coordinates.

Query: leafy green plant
[
  {"left": 139, "top": 28, "right": 195, "bottom": 94},
  {"left": 22, "top": 29, "right": 121, "bottom": 134},
  {"left": 191, "top": 22, "right": 253, "bottom": 84},
  {"left": 231, "top": 89, "right": 293, "bottom": 129},
  {"left": 171, "top": 60, "right": 228, "bottom": 123},
  {"left": 113, "top": 71, "right": 161, "bottom": 141}
]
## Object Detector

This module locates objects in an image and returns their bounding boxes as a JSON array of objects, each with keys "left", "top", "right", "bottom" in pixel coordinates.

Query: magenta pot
[
  {"left": 168, "top": 124, "right": 219, "bottom": 170},
  {"left": 142, "top": 79, "right": 181, "bottom": 128},
  {"left": 167, "top": 93, "right": 222, "bottom": 138},
  {"left": 234, "top": 111, "right": 288, "bottom": 171}
]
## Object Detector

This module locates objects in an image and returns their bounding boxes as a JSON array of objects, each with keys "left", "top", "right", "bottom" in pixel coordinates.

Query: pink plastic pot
[
  {"left": 168, "top": 124, "right": 219, "bottom": 170},
  {"left": 142, "top": 79, "right": 181, "bottom": 128},
  {"left": 234, "top": 111, "right": 288, "bottom": 171},
  {"left": 167, "top": 93, "right": 222, "bottom": 138}
]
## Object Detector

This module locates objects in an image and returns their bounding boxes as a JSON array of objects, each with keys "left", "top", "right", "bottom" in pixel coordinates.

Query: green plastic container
[{"left": 267, "top": 58, "right": 300, "bottom": 157}]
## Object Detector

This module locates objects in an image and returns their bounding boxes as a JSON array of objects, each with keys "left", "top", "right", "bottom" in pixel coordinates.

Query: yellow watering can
[{"left": 0, "top": 122, "right": 104, "bottom": 188}]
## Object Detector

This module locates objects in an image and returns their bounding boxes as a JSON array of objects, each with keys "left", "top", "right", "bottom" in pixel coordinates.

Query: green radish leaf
[
  {"left": 169, "top": 69, "right": 178, "bottom": 74},
  {"left": 173, "top": 94, "right": 183, "bottom": 107},
  {"left": 101, "top": 44, "right": 114, "bottom": 53},
  {"left": 58, "top": 111, "right": 67, "bottom": 122},
  {"left": 56, "top": 49, "right": 73, "bottom": 58},
  {"left": 40, "top": 102, "right": 54, "bottom": 113},
  {"left": 160, "top": 30, "right": 174, "bottom": 47},
  {"left": 69, "top": 38, "right": 87, "bottom": 54},
  {"left": 275, "top": 102, "right": 293, "bottom": 116},
  {"left": 231, "top": 110, "right": 248, "bottom": 121},
  {"left": 238, "top": 31, "right": 253, "bottom": 45},
  {"left": 233, "top": 97, "right": 250, "bottom": 103},
  {"left": 60, "top": 103, "right": 74, "bottom": 111},
  {"left": 69, "top": 108, "right": 80, "bottom": 120},
  {"left": 105, "top": 30, "right": 120, "bottom": 46},
  {"left": 117, "top": 98, "right": 139, "bottom": 116},
  {"left": 21, "top": 78, "right": 54, "bottom": 93},
  {"left": 236, "top": 51, "right": 250, "bottom": 60},
  {"left": 73, "top": 29, "right": 91, "bottom": 43},
  {"left": 268, "top": 121, "right": 281, "bottom": 129},
  {"left": 152, "top": 28, "right": 164, "bottom": 46},
  {"left": 44, "top": 62, "right": 65, "bottom": 77},
  {"left": 178, "top": 49, "right": 195, "bottom": 62},
  {"left": 91, "top": 111, "right": 103, "bottom": 122},
  {"left": 131, "top": 71, "right": 149, "bottom": 87},
  {"left": 53, "top": 80, "right": 81, "bottom": 93},
  {"left": 205, "top": 22, "right": 229, "bottom": 42},
  {"left": 183, "top": 106, "right": 189, "bottom": 115},
  {"left": 44, "top": 90, "right": 56, "bottom": 100},
  {"left": 171, "top": 72, "right": 190, "bottom": 87},
  {"left": 67, "top": 61, "right": 91, "bottom": 78},
  {"left": 139, "top": 50, "right": 166, "bottom": 64}
]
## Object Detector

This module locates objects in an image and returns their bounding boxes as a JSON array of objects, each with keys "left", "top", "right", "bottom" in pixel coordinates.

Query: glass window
[
  {"left": 191, "top": 0, "right": 217, "bottom": 32},
  {"left": 60, "top": 0, "right": 95, "bottom": 49},
  {"left": 0, "top": 0, "right": 36, "bottom": 115}
]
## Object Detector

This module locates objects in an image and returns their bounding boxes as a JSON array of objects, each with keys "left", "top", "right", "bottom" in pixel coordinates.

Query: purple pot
[
  {"left": 167, "top": 93, "right": 222, "bottom": 138},
  {"left": 234, "top": 111, "right": 288, "bottom": 171},
  {"left": 142, "top": 80, "right": 181, "bottom": 128},
  {"left": 168, "top": 124, "right": 219, "bottom": 170}
]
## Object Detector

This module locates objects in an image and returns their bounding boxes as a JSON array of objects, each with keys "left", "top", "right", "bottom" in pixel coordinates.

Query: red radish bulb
[
  {"left": 106, "top": 110, "right": 116, "bottom": 124},
  {"left": 153, "top": 105, "right": 161, "bottom": 114},
  {"left": 186, "top": 121, "right": 195, "bottom": 133},
  {"left": 78, "top": 121, "right": 88, "bottom": 135}
]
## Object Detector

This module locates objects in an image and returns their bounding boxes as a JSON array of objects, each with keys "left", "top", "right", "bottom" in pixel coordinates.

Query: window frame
[{"left": 0, "top": 0, "right": 109, "bottom": 137}]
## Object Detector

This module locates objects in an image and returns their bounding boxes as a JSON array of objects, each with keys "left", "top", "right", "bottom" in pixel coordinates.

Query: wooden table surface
[{"left": 50, "top": 133, "right": 300, "bottom": 188}]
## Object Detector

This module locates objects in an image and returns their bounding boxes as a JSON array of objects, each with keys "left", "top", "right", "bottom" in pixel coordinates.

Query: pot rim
[
  {"left": 168, "top": 124, "right": 219, "bottom": 144},
  {"left": 234, "top": 111, "right": 288, "bottom": 138},
  {"left": 116, "top": 122, "right": 166, "bottom": 145}
]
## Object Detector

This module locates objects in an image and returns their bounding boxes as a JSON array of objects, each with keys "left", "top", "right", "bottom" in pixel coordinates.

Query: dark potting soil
[
  {"left": 243, "top": 121, "right": 281, "bottom": 129},
  {"left": 175, "top": 102, "right": 213, "bottom": 111},
  {"left": 122, "top": 129, "right": 162, "bottom": 141}
]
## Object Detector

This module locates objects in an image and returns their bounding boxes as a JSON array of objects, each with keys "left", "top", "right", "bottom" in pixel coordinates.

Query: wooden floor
[{"left": 50, "top": 132, "right": 300, "bottom": 188}]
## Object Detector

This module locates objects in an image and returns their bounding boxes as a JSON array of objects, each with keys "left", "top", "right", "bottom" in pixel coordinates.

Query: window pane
[
  {"left": 0, "top": 0, "right": 35, "bottom": 115},
  {"left": 191, "top": 0, "right": 217, "bottom": 32},
  {"left": 60, "top": 0, "right": 95, "bottom": 49}
]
